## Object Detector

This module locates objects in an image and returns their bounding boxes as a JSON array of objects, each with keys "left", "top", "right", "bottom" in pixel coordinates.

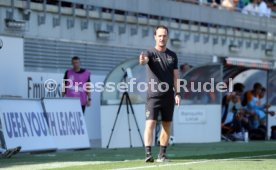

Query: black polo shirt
[{"left": 145, "top": 48, "right": 178, "bottom": 98}]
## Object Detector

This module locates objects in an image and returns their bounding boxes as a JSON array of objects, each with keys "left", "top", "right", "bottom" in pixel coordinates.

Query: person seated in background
[
  {"left": 242, "top": 84, "right": 276, "bottom": 140},
  {"left": 258, "top": 87, "right": 267, "bottom": 104},
  {"left": 179, "top": 63, "right": 192, "bottom": 78},
  {"left": 234, "top": 0, "right": 246, "bottom": 11},
  {"left": 242, "top": 0, "right": 259, "bottom": 15},
  {"left": 242, "top": 83, "right": 273, "bottom": 129},
  {"left": 221, "top": 92, "right": 243, "bottom": 139},
  {"left": 257, "top": 0, "right": 271, "bottom": 17},
  {"left": 221, "top": 83, "right": 249, "bottom": 141},
  {"left": 267, "top": 0, "right": 276, "bottom": 16},
  {"left": 221, "top": 0, "right": 235, "bottom": 10},
  {"left": 208, "top": 0, "right": 221, "bottom": 8},
  {"left": 221, "top": 0, "right": 244, "bottom": 10},
  {"left": 237, "top": 0, "right": 249, "bottom": 9},
  {"left": 222, "top": 83, "right": 245, "bottom": 121},
  {"left": 258, "top": 87, "right": 275, "bottom": 117}
]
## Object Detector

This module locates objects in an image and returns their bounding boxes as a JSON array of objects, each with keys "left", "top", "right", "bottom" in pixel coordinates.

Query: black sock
[
  {"left": 145, "top": 146, "right": 152, "bottom": 156},
  {"left": 159, "top": 145, "right": 167, "bottom": 156}
]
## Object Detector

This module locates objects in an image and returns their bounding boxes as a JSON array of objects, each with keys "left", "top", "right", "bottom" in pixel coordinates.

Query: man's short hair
[
  {"left": 233, "top": 83, "right": 245, "bottom": 93},
  {"left": 253, "top": 82, "right": 262, "bottom": 90},
  {"left": 72, "top": 56, "right": 80, "bottom": 61},
  {"left": 154, "top": 25, "right": 169, "bottom": 35}
]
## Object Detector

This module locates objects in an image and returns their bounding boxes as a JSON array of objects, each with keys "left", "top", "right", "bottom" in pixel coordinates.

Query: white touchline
[
  {"left": 112, "top": 153, "right": 276, "bottom": 170},
  {"left": 3, "top": 161, "right": 114, "bottom": 170}
]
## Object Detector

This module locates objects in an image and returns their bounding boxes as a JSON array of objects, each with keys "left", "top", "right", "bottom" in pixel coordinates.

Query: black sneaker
[
  {"left": 2, "top": 150, "right": 12, "bottom": 158},
  {"left": 156, "top": 154, "right": 170, "bottom": 163},
  {"left": 6, "top": 146, "right": 21, "bottom": 158},
  {"left": 145, "top": 154, "right": 154, "bottom": 163}
]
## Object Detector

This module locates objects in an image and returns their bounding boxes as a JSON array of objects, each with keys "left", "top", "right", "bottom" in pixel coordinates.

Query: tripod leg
[
  {"left": 126, "top": 93, "right": 145, "bottom": 147},
  {"left": 125, "top": 93, "right": 133, "bottom": 148},
  {"left": 106, "top": 93, "right": 126, "bottom": 148}
]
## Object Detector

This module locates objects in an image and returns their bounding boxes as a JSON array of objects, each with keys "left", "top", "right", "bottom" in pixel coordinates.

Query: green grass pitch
[{"left": 1, "top": 141, "right": 276, "bottom": 170}]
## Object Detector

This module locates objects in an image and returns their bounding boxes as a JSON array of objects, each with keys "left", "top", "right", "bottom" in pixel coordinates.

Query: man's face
[
  {"left": 184, "top": 65, "right": 190, "bottom": 71},
  {"left": 154, "top": 28, "right": 168, "bottom": 48},
  {"left": 72, "top": 59, "right": 80, "bottom": 70},
  {"left": 235, "top": 91, "right": 242, "bottom": 98},
  {"left": 231, "top": 92, "right": 241, "bottom": 103},
  {"left": 259, "top": 91, "right": 265, "bottom": 98},
  {"left": 256, "top": 88, "right": 262, "bottom": 95}
]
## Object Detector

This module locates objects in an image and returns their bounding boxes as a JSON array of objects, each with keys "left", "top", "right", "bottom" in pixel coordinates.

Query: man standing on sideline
[
  {"left": 139, "top": 25, "right": 181, "bottom": 163},
  {"left": 62, "top": 56, "right": 91, "bottom": 113}
]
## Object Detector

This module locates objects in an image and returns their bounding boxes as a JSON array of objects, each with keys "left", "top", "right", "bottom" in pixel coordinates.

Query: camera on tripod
[
  {"left": 106, "top": 67, "right": 144, "bottom": 148},
  {"left": 122, "top": 67, "right": 133, "bottom": 80}
]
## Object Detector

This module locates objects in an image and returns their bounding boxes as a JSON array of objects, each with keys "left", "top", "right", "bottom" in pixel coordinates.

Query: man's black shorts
[{"left": 145, "top": 94, "right": 175, "bottom": 121}]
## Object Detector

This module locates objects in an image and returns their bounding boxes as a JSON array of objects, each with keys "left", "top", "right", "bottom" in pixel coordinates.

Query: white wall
[
  {"left": 173, "top": 105, "right": 221, "bottom": 143},
  {"left": 0, "top": 36, "right": 25, "bottom": 97}
]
